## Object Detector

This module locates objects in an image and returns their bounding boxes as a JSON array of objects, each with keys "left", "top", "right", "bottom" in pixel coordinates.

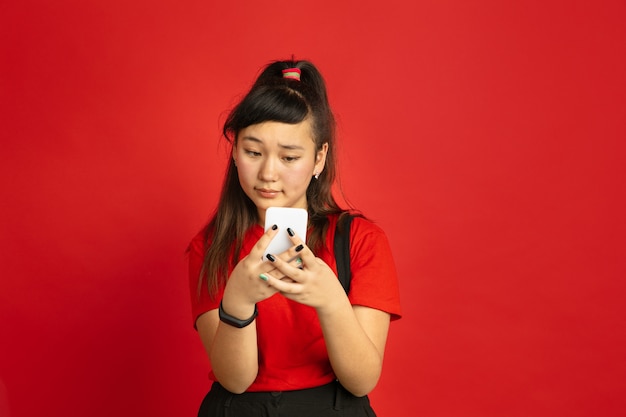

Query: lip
[{"left": 256, "top": 188, "right": 281, "bottom": 198}]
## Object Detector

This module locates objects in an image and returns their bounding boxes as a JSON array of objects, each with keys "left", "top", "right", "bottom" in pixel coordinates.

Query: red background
[{"left": 1, "top": 1, "right": 625, "bottom": 416}]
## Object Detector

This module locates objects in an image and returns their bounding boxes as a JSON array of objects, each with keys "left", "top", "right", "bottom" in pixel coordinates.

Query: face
[{"left": 233, "top": 119, "right": 328, "bottom": 224}]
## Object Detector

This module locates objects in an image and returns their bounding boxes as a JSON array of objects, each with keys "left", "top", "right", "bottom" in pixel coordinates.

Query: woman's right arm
[
  {"left": 193, "top": 227, "right": 281, "bottom": 394},
  {"left": 195, "top": 303, "right": 259, "bottom": 394}
]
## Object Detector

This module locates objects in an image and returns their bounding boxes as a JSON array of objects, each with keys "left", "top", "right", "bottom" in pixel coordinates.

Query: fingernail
[
  {"left": 295, "top": 244, "right": 304, "bottom": 252},
  {"left": 259, "top": 273, "right": 269, "bottom": 282},
  {"left": 271, "top": 224, "right": 278, "bottom": 230},
  {"left": 266, "top": 254, "right": 275, "bottom": 262},
  {"left": 287, "top": 228, "right": 295, "bottom": 237}
]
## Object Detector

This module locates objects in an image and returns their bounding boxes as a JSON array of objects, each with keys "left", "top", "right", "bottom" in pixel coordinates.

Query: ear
[{"left": 314, "top": 143, "right": 329, "bottom": 175}]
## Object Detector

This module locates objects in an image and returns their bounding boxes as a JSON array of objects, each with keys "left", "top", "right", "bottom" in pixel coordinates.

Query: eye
[
  {"left": 282, "top": 155, "right": 300, "bottom": 163},
  {"left": 244, "top": 150, "right": 261, "bottom": 157}
]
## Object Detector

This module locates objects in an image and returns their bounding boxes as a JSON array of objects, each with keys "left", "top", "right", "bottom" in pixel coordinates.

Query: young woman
[{"left": 188, "top": 59, "right": 401, "bottom": 417}]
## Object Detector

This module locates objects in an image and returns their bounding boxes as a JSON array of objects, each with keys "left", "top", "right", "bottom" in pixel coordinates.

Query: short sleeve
[
  {"left": 187, "top": 230, "right": 223, "bottom": 329},
  {"left": 346, "top": 217, "right": 402, "bottom": 320}
]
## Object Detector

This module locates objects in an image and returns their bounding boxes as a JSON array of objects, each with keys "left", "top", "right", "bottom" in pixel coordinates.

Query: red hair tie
[{"left": 282, "top": 68, "right": 301, "bottom": 81}]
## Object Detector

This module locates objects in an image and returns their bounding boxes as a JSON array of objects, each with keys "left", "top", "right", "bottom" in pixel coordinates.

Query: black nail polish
[
  {"left": 271, "top": 224, "right": 278, "bottom": 230},
  {"left": 287, "top": 228, "right": 295, "bottom": 237},
  {"left": 266, "top": 253, "right": 276, "bottom": 262},
  {"left": 295, "top": 244, "right": 304, "bottom": 252}
]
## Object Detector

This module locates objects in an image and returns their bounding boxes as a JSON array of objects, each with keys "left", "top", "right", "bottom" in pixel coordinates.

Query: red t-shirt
[{"left": 188, "top": 214, "right": 402, "bottom": 392}]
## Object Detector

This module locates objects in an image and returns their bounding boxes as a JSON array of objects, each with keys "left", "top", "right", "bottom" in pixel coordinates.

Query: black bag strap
[{"left": 334, "top": 214, "right": 354, "bottom": 294}]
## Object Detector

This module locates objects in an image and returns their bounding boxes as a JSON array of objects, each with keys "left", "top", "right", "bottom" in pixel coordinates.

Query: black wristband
[{"left": 218, "top": 301, "right": 258, "bottom": 328}]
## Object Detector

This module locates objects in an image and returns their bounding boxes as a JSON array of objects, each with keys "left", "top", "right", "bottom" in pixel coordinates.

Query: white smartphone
[{"left": 263, "top": 207, "right": 308, "bottom": 259}]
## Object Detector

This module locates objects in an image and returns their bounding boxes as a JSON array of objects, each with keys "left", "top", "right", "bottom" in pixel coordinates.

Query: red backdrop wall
[{"left": 1, "top": 1, "right": 625, "bottom": 416}]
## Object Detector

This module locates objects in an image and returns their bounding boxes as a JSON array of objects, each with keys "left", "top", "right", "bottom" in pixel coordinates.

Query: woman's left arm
[
  {"left": 263, "top": 244, "right": 392, "bottom": 397},
  {"left": 318, "top": 302, "right": 390, "bottom": 397}
]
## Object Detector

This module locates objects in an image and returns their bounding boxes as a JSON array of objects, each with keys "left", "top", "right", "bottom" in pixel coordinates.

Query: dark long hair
[{"left": 199, "top": 59, "right": 348, "bottom": 298}]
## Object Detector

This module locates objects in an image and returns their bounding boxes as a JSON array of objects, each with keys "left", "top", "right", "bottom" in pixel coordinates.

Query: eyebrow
[{"left": 241, "top": 136, "right": 306, "bottom": 150}]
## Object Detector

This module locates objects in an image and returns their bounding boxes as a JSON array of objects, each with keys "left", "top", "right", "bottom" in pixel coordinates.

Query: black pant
[{"left": 198, "top": 381, "right": 377, "bottom": 417}]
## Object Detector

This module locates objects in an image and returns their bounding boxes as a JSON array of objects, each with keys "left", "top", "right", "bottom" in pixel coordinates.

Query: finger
[
  {"left": 259, "top": 271, "right": 270, "bottom": 282},
  {"left": 250, "top": 224, "right": 281, "bottom": 260},
  {"left": 255, "top": 272, "right": 295, "bottom": 292},
  {"left": 266, "top": 253, "right": 303, "bottom": 270},
  {"left": 292, "top": 256, "right": 304, "bottom": 270},
  {"left": 265, "top": 251, "right": 305, "bottom": 283},
  {"left": 270, "top": 242, "right": 306, "bottom": 267},
  {"left": 286, "top": 227, "right": 305, "bottom": 246},
  {"left": 259, "top": 271, "right": 282, "bottom": 285},
  {"left": 260, "top": 271, "right": 303, "bottom": 293},
  {"left": 288, "top": 242, "right": 318, "bottom": 267},
  {"left": 271, "top": 228, "right": 305, "bottom": 263}
]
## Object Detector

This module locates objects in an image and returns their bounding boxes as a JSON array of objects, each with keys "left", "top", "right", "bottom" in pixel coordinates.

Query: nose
[{"left": 258, "top": 157, "right": 278, "bottom": 181}]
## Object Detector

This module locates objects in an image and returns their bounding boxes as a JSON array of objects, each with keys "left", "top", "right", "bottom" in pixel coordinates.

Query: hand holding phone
[{"left": 263, "top": 207, "right": 308, "bottom": 259}]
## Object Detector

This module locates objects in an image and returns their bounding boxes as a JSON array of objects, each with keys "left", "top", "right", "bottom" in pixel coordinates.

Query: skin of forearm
[
  {"left": 317, "top": 303, "right": 387, "bottom": 397},
  {"left": 209, "top": 322, "right": 259, "bottom": 394},
  {"left": 204, "top": 283, "right": 263, "bottom": 393}
]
